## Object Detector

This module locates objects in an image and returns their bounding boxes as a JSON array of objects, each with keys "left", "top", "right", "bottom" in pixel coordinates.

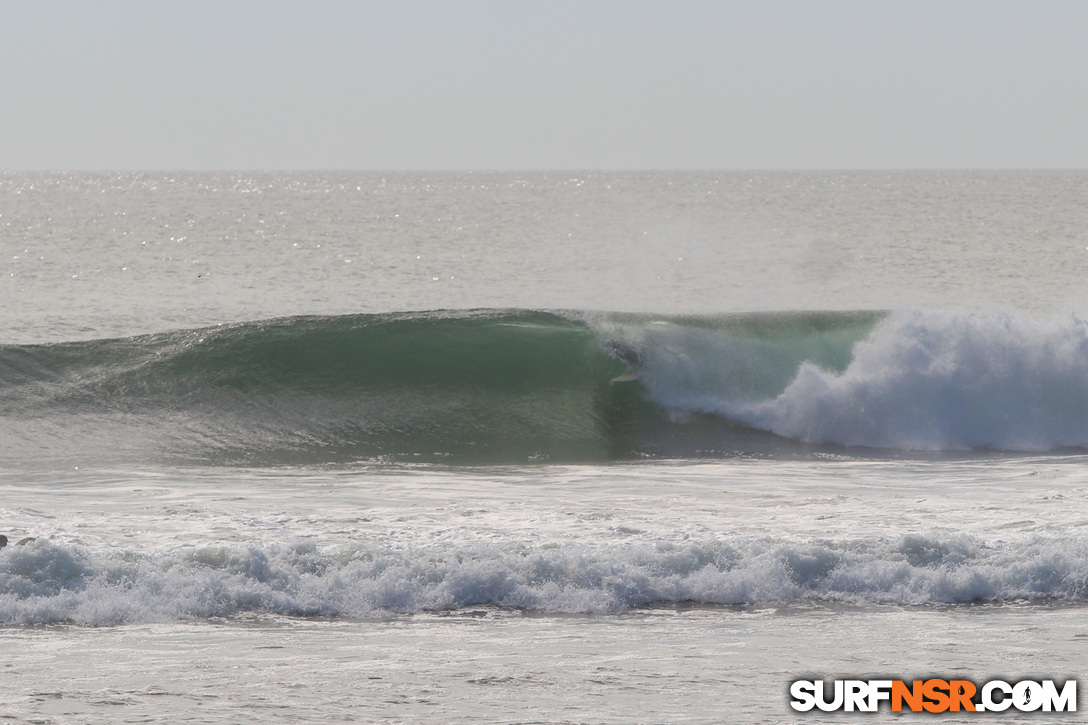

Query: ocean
[{"left": 3, "top": 171, "right": 1088, "bottom": 723}]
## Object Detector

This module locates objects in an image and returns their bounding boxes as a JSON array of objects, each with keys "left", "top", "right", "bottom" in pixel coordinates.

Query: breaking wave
[
  {"left": 629, "top": 309, "right": 1088, "bottom": 451},
  {"left": 4, "top": 307, "right": 1088, "bottom": 464}
]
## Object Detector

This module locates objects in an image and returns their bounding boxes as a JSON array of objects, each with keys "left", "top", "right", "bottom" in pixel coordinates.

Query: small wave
[{"left": 2, "top": 533, "right": 1087, "bottom": 625}]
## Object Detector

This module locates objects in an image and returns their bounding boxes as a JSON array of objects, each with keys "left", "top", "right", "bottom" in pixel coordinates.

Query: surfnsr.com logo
[{"left": 790, "top": 678, "right": 1077, "bottom": 713}]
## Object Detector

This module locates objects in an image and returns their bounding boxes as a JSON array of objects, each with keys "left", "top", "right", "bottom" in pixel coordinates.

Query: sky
[{"left": 2, "top": 0, "right": 1087, "bottom": 170}]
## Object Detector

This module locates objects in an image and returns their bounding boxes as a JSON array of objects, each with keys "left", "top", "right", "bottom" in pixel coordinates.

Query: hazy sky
[{"left": 3, "top": 0, "right": 1087, "bottom": 170}]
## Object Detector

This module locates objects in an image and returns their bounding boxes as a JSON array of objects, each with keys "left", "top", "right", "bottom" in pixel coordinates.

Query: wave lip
[{"left": 2, "top": 533, "right": 1086, "bottom": 625}]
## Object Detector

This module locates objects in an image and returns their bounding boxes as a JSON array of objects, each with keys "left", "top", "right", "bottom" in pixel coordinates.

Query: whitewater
[{"left": 3, "top": 171, "right": 1088, "bottom": 723}]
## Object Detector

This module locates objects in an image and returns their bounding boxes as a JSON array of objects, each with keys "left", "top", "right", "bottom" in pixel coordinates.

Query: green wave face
[
  {"left": 0, "top": 309, "right": 884, "bottom": 466},
  {"left": 1, "top": 311, "right": 636, "bottom": 464}
]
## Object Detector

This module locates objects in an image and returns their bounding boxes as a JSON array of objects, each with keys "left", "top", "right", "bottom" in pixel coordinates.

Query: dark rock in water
[{"left": 0, "top": 535, "right": 7, "bottom": 548}]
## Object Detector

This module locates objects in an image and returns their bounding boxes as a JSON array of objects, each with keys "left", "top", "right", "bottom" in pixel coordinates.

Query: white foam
[
  {"left": 3, "top": 532, "right": 1088, "bottom": 625},
  {"left": 648, "top": 310, "right": 1088, "bottom": 450}
]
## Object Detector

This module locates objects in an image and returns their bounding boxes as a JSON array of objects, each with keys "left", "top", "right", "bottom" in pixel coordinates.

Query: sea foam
[
  {"left": 2, "top": 532, "right": 1087, "bottom": 625},
  {"left": 642, "top": 309, "right": 1088, "bottom": 451}
]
